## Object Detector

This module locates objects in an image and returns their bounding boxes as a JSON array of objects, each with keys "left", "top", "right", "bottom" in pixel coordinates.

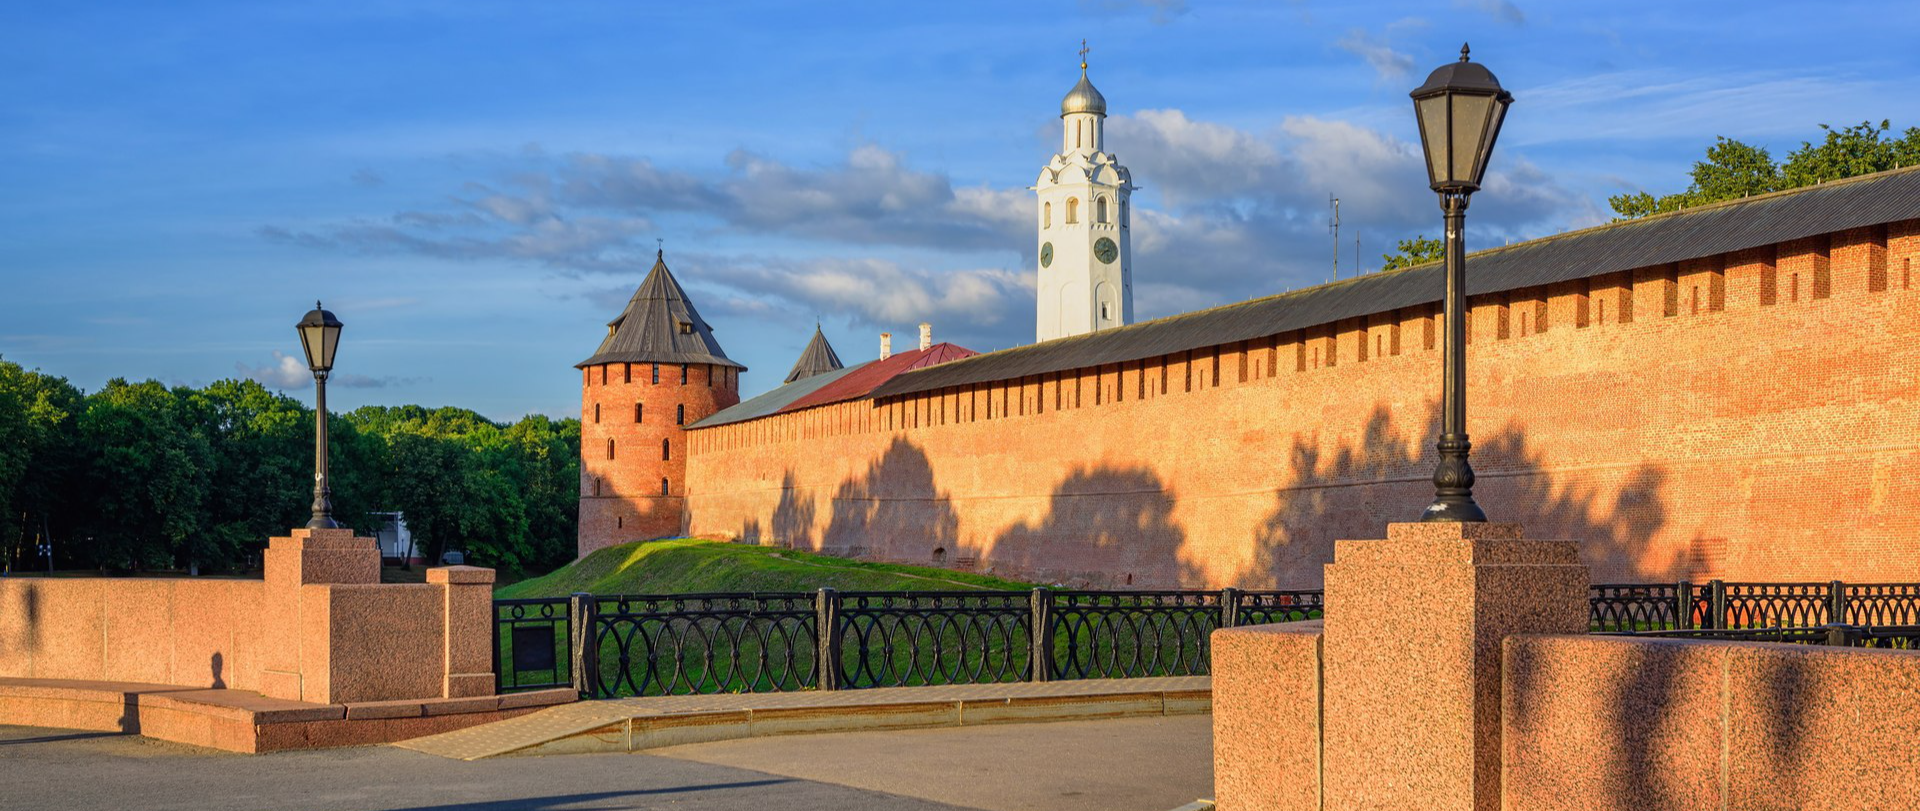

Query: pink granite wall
[
  {"left": 1211, "top": 621, "right": 1323, "bottom": 811},
  {"left": 0, "top": 578, "right": 262, "bottom": 690},
  {"left": 1504, "top": 634, "right": 1920, "bottom": 811},
  {"left": 0, "top": 531, "right": 501, "bottom": 705}
]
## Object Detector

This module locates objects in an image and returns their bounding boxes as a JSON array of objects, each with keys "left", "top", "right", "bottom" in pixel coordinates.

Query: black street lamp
[
  {"left": 1410, "top": 44, "right": 1512, "bottom": 523},
  {"left": 296, "top": 302, "right": 344, "bottom": 529}
]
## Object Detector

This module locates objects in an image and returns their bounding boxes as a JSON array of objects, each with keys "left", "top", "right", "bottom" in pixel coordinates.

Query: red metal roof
[{"left": 777, "top": 342, "right": 978, "bottom": 413}]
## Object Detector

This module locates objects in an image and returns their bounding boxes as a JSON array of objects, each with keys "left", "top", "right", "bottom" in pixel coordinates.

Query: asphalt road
[{"left": 0, "top": 715, "right": 1212, "bottom": 811}]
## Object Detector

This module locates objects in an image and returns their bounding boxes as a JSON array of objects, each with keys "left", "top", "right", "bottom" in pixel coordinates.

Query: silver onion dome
[{"left": 1061, "top": 69, "right": 1107, "bottom": 117}]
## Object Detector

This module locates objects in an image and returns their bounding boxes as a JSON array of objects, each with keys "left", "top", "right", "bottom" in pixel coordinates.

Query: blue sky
[{"left": 5, "top": 1, "right": 1919, "bottom": 419}]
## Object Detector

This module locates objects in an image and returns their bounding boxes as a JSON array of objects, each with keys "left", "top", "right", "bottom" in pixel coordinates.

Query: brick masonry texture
[
  {"left": 584, "top": 220, "right": 1920, "bottom": 588},
  {"left": 578, "top": 361, "right": 739, "bottom": 556}
]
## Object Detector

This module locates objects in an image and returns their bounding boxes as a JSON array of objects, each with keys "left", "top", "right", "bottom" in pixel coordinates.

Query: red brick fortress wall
[
  {"left": 579, "top": 361, "right": 739, "bottom": 556},
  {"left": 682, "top": 220, "right": 1920, "bottom": 588}
]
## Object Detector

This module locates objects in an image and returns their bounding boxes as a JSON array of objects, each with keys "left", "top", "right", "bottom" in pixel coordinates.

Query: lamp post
[
  {"left": 296, "top": 302, "right": 344, "bottom": 529},
  {"left": 1410, "top": 44, "right": 1511, "bottom": 523}
]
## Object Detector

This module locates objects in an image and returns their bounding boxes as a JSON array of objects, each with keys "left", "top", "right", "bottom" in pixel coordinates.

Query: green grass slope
[{"left": 495, "top": 538, "right": 1037, "bottom": 598}]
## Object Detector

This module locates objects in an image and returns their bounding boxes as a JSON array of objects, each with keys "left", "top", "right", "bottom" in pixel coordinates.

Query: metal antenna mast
[{"left": 1329, "top": 195, "right": 1341, "bottom": 282}]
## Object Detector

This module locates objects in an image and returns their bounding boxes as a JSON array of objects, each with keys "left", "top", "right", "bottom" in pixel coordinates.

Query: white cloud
[
  {"left": 268, "top": 111, "right": 1595, "bottom": 352},
  {"left": 238, "top": 351, "right": 424, "bottom": 390},
  {"left": 238, "top": 351, "right": 311, "bottom": 389},
  {"left": 1455, "top": 0, "right": 1524, "bottom": 25},
  {"left": 1108, "top": 109, "right": 1283, "bottom": 205},
  {"left": 1336, "top": 29, "right": 1415, "bottom": 81},
  {"left": 689, "top": 254, "right": 1030, "bottom": 330}
]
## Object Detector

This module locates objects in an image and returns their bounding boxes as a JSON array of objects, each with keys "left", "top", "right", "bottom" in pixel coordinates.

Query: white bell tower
[{"left": 1035, "top": 44, "right": 1134, "bottom": 343}]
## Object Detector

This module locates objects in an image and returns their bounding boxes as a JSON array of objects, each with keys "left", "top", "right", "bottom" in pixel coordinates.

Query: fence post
[
  {"left": 1830, "top": 580, "right": 1847, "bottom": 625},
  {"left": 1220, "top": 587, "right": 1240, "bottom": 628},
  {"left": 569, "top": 592, "right": 596, "bottom": 697},
  {"left": 1823, "top": 623, "right": 1854, "bottom": 647},
  {"left": 1675, "top": 580, "right": 1693, "bottom": 630},
  {"left": 1710, "top": 580, "right": 1728, "bottom": 630},
  {"left": 1029, "top": 587, "right": 1052, "bottom": 683},
  {"left": 815, "top": 588, "right": 841, "bottom": 691}
]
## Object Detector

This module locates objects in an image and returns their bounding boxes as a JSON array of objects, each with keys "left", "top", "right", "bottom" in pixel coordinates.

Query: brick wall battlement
[{"left": 668, "top": 219, "right": 1920, "bottom": 588}]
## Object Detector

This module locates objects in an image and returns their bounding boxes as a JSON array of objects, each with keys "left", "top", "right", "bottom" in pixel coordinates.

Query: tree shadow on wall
[
  {"left": 1241, "top": 403, "right": 1679, "bottom": 588},
  {"left": 814, "top": 438, "right": 959, "bottom": 565},
  {"left": 771, "top": 471, "right": 817, "bottom": 551},
  {"left": 990, "top": 465, "right": 1202, "bottom": 589}
]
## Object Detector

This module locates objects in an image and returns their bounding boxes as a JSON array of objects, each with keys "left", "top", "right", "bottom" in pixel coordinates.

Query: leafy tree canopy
[
  {"left": 1381, "top": 236, "right": 1445, "bottom": 271},
  {"left": 0, "top": 361, "right": 580, "bottom": 576},
  {"left": 1610, "top": 121, "right": 1920, "bottom": 220}
]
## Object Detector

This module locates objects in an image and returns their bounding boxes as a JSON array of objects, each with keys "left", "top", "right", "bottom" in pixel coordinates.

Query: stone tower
[
  {"left": 576, "top": 250, "right": 744, "bottom": 556},
  {"left": 1035, "top": 50, "right": 1134, "bottom": 342}
]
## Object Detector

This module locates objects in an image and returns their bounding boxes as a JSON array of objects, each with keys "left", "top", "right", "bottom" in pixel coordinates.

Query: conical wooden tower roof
[
  {"left": 576, "top": 251, "right": 745, "bottom": 370},
  {"left": 784, "top": 325, "right": 844, "bottom": 384}
]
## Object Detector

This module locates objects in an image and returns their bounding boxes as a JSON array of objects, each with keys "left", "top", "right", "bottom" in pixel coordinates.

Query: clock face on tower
[
  {"left": 1094, "top": 237, "right": 1118, "bottom": 264},
  {"left": 1040, "top": 242, "right": 1054, "bottom": 268}
]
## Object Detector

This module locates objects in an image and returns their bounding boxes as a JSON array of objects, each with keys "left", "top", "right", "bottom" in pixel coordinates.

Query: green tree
[
  {"left": 1610, "top": 122, "right": 1920, "bottom": 220},
  {"left": 187, "top": 379, "right": 312, "bottom": 567},
  {"left": 0, "top": 360, "right": 89, "bottom": 570},
  {"left": 1609, "top": 137, "right": 1780, "bottom": 219},
  {"left": 75, "top": 379, "right": 216, "bottom": 569},
  {"left": 1381, "top": 236, "right": 1445, "bottom": 271},
  {"left": 1781, "top": 120, "right": 1920, "bottom": 187}
]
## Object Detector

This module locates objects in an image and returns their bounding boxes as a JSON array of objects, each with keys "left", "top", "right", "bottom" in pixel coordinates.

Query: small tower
[
  {"left": 1035, "top": 44, "right": 1134, "bottom": 343},
  {"left": 576, "top": 250, "right": 745, "bottom": 557},
  {"left": 785, "top": 325, "right": 844, "bottom": 384}
]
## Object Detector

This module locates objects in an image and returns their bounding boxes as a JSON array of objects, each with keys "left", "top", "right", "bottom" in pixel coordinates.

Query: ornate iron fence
[
  {"left": 1587, "top": 582, "right": 1691, "bottom": 633},
  {"left": 491, "top": 579, "right": 1920, "bottom": 696},
  {"left": 833, "top": 591, "right": 1031, "bottom": 689},
  {"left": 1583, "top": 580, "right": 1920, "bottom": 632},
  {"left": 492, "top": 597, "right": 573, "bottom": 693},
  {"left": 1047, "top": 591, "right": 1221, "bottom": 680},
  {"left": 582, "top": 593, "right": 819, "bottom": 698}
]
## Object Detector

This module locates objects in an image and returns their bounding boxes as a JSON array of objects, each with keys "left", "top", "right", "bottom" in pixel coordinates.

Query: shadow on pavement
[
  {"left": 0, "top": 731, "right": 133, "bottom": 747},
  {"left": 381, "top": 780, "right": 798, "bottom": 811}
]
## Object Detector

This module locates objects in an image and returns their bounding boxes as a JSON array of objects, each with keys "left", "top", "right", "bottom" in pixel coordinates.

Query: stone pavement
[
  {"left": 653, "top": 714, "right": 1215, "bottom": 811},
  {"left": 400, "top": 676, "right": 1210, "bottom": 760},
  {"left": 0, "top": 716, "right": 1213, "bottom": 811}
]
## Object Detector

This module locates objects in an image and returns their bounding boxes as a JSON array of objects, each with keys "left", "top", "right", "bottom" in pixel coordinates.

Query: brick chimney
[
  {"left": 880, "top": 332, "right": 892, "bottom": 361},
  {"left": 918, "top": 323, "right": 932, "bottom": 351}
]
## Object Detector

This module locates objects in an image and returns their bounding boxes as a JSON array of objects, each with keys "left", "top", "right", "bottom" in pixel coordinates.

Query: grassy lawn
[{"left": 495, "top": 538, "right": 1038, "bottom": 599}]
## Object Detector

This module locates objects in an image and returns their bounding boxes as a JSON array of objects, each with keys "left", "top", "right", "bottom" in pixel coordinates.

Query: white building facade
[{"left": 1034, "top": 59, "right": 1134, "bottom": 343}]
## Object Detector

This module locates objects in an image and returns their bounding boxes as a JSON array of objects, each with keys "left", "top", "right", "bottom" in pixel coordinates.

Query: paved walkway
[
  {"left": 400, "top": 676, "right": 1210, "bottom": 760},
  {"left": 654, "top": 714, "right": 1215, "bottom": 811},
  {"left": 0, "top": 716, "right": 1214, "bottom": 811}
]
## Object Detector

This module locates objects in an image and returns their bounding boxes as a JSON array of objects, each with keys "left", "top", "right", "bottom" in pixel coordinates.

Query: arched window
[
  {"left": 676, "top": 404, "right": 685, "bottom": 425},
  {"left": 1044, "top": 201, "right": 1052, "bottom": 228},
  {"left": 624, "top": 363, "right": 631, "bottom": 383},
  {"left": 680, "top": 364, "right": 689, "bottom": 384},
  {"left": 592, "top": 477, "right": 600, "bottom": 497},
  {"left": 651, "top": 365, "right": 660, "bottom": 384},
  {"left": 1066, "top": 198, "right": 1079, "bottom": 224},
  {"left": 606, "top": 438, "right": 615, "bottom": 460},
  {"left": 1075, "top": 122, "right": 1082, "bottom": 149},
  {"left": 661, "top": 477, "right": 670, "bottom": 496},
  {"left": 932, "top": 547, "right": 947, "bottom": 565},
  {"left": 634, "top": 402, "right": 643, "bottom": 423},
  {"left": 1096, "top": 197, "right": 1108, "bottom": 224},
  {"left": 661, "top": 439, "right": 671, "bottom": 460}
]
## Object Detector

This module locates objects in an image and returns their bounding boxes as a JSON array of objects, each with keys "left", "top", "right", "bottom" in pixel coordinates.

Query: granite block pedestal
[{"left": 1321, "top": 522, "right": 1589, "bottom": 811}]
